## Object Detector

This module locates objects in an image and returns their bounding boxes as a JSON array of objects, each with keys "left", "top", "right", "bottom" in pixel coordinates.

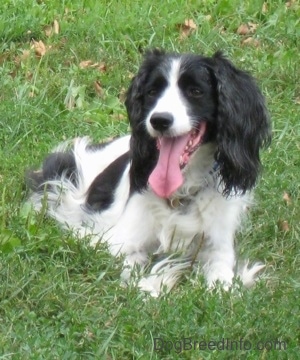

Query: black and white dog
[{"left": 27, "top": 50, "right": 271, "bottom": 296}]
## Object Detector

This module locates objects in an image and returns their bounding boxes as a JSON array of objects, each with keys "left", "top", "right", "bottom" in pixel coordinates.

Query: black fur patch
[
  {"left": 86, "top": 151, "right": 130, "bottom": 211},
  {"left": 125, "top": 49, "right": 271, "bottom": 196},
  {"left": 26, "top": 152, "right": 76, "bottom": 191}
]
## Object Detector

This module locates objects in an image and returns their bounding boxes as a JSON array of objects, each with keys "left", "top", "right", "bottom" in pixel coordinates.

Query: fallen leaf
[
  {"left": 177, "top": 19, "right": 197, "bottom": 40},
  {"left": 285, "top": 0, "right": 296, "bottom": 8},
  {"left": 262, "top": 2, "right": 268, "bottom": 13},
  {"left": 283, "top": 191, "right": 292, "bottom": 205},
  {"left": 90, "top": 63, "right": 99, "bottom": 68},
  {"left": 45, "top": 20, "right": 60, "bottom": 37},
  {"left": 184, "top": 18, "right": 197, "bottom": 30},
  {"left": 79, "top": 60, "right": 106, "bottom": 70},
  {"left": 94, "top": 80, "right": 103, "bottom": 97},
  {"left": 44, "top": 25, "right": 53, "bottom": 37},
  {"left": 53, "top": 19, "right": 60, "bottom": 34},
  {"left": 241, "top": 37, "right": 260, "bottom": 47},
  {"left": 248, "top": 22, "right": 258, "bottom": 33},
  {"left": 237, "top": 22, "right": 258, "bottom": 35},
  {"left": 80, "top": 60, "right": 94, "bottom": 69},
  {"left": 237, "top": 24, "right": 250, "bottom": 35},
  {"left": 97, "top": 62, "right": 107, "bottom": 72},
  {"left": 31, "top": 40, "right": 47, "bottom": 57},
  {"left": 278, "top": 220, "right": 290, "bottom": 232}
]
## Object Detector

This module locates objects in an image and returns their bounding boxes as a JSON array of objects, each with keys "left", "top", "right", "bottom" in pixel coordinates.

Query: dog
[{"left": 27, "top": 49, "right": 271, "bottom": 296}]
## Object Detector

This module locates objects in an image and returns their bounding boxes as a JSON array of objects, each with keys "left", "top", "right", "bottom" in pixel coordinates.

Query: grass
[{"left": 0, "top": 0, "right": 299, "bottom": 358}]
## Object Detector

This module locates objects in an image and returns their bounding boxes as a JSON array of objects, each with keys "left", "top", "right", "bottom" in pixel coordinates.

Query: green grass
[{"left": 0, "top": 0, "right": 299, "bottom": 358}]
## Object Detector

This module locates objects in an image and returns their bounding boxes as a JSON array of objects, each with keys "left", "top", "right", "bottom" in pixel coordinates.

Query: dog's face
[
  {"left": 144, "top": 56, "right": 217, "bottom": 138},
  {"left": 143, "top": 55, "right": 218, "bottom": 198},
  {"left": 126, "top": 50, "right": 271, "bottom": 198}
]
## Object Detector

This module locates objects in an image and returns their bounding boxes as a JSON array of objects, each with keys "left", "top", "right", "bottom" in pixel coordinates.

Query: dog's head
[{"left": 126, "top": 49, "right": 271, "bottom": 198}]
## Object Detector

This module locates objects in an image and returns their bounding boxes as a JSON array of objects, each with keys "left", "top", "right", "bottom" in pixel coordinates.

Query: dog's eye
[
  {"left": 148, "top": 89, "right": 158, "bottom": 97},
  {"left": 187, "top": 87, "right": 203, "bottom": 98}
]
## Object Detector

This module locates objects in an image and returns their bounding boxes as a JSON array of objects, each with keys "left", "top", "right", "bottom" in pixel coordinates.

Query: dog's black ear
[
  {"left": 125, "top": 50, "right": 164, "bottom": 193},
  {"left": 125, "top": 49, "right": 165, "bottom": 127},
  {"left": 211, "top": 51, "right": 271, "bottom": 195}
]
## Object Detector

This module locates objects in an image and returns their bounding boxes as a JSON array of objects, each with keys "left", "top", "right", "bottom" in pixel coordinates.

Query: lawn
[{"left": 0, "top": 0, "right": 299, "bottom": 359}]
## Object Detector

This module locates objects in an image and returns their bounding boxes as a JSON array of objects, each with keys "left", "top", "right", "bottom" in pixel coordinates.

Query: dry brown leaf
[
  {"left": 262, "top": 2, "right": 268, "bottom": 13},
  {"left": 237, "top": 22, "right": 258, "bottom": 36},
  {"left": 248, "top": 22, "right": 258, "bottom": 33},
  {"left": 184, "top": 18, "right": 197, "bottom": 29},
  {"left": 177, "top": 19, "right": 198, "bottom": 40},
  {"left": 53, "top": 20, "right": 60, "bottom": 34},
  {"left": 79, "top": 60, "right": 93, "bottom": 69},
  {"left": 79, "top": 60, "right": 106, "bottom": 70},
  {"left": 286, "top": 0, "right": 296, "bottom": 8},
  {"left": 283, "top": 191, "right": 292, "bottom": 205},
  {"left": 32, "top": 40, "right": 47, "bottom": 57},
  {"left": 241, "top": 37, "right": 260, "bottom": 47},
  {"left": 45, "top": 20, "right": 60, "bottom": 37},
  {"left": 94, "top": 80, "right": 103, "bottom": 97},
  {"left": 44, "top": 25, "right": 53, "bottom": 37},
  {"left": 97, "top": 62, "right": 107, "bottom": 72},
  {"left": 278, "top": 220, "right": 290, "bottom": 232},
  {"left": 237, "top": 24, "right": 250, "bottom": 35}
]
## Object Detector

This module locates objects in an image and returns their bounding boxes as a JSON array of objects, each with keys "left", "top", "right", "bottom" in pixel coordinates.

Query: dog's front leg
[
  {"left": 109, "top": 192, "right": 158, "bottom": 282},
  {"left": 197, "top": 198, "right": 245, "bottom": 289},
  {"left": 200, "top": 232, "right": 236, "bottom": 290}
]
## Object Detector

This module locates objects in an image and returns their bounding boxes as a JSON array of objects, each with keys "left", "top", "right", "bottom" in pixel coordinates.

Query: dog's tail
[
  {"left": 26, "top": 138, "right": 105, "bottom": 237},
  {"left": 236, "top": 261, "right": 266, "bottom": 288}
]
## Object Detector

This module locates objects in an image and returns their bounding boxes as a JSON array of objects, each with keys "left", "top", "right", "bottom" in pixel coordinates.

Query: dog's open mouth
[{"left": 149, "top": 122, "right": 207, "bottom": 198}]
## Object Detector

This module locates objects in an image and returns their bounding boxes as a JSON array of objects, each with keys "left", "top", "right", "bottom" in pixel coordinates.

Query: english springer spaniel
[{"left": 27, "top": 50, "right": 271, "bottom": 297}]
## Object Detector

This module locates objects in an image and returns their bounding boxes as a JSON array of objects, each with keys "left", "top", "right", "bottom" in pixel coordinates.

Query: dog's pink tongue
[{"left": 149, "top": 134, "right": 190, "bottom": 198}]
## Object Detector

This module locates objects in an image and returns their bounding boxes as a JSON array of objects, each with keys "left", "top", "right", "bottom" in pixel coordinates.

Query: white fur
[
  {"left": 29, "top": 138, "right": 263, "bottom": 296},
  {"left": 28, "top": 56, "right": 266, "bottom": 296},
  {"left": 146, "top": 59, "right": 192, "bottom": 137}
]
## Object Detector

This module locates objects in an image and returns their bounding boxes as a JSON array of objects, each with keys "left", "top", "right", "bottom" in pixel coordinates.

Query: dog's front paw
[
  {"left": 138, "top": 276, "right": 162, "bottom": 298},
  {"left": 204, "top": 264, "right": 234, "bottom": 290},
  {"left": 120, "top": 252, "right": 149, "bottom": 285}
]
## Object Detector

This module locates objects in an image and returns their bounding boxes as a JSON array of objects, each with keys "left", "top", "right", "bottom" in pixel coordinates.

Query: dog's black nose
[{"left": 150, "top": 112, "right": 174, "bottom": 132}]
